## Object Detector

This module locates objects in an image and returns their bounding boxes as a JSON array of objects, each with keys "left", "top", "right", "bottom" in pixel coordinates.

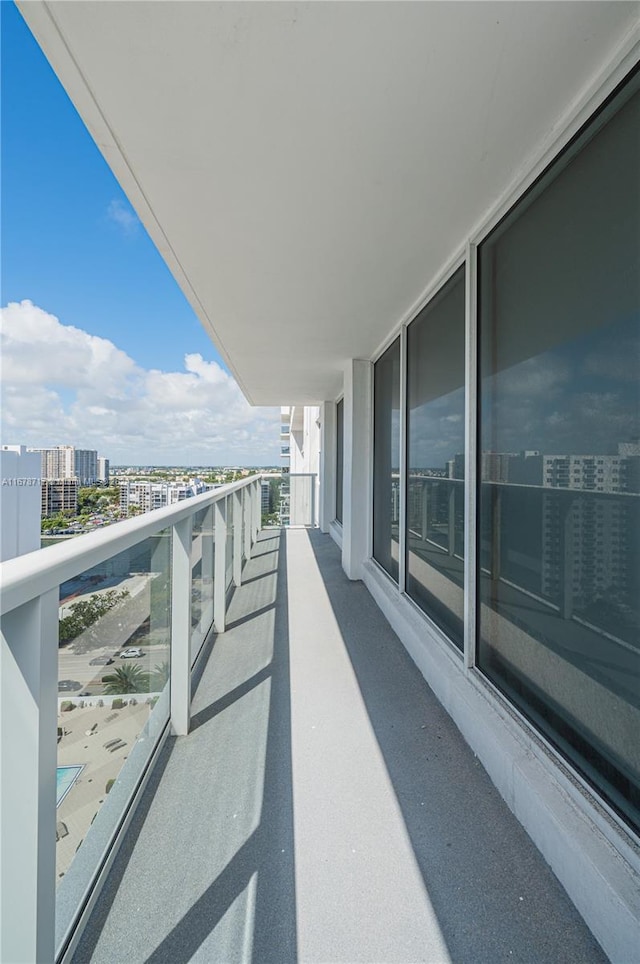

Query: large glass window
[
  {"left": 406, "top": 266, "right": 465, "bottom": 648},
  {"left": 336, "top": 398, "right": 344, "bottom": 524},
  {"left": 373, "top": 337, "right": 401, "bottom": 580},
  {"left": 478, "top": 69, "right": 640, "bottom": 832}
]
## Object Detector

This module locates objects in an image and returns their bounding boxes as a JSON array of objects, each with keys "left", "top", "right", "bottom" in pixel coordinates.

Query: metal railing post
[
  {"left": 560, "top": 494, "right": 575, "bottom": 620},
  {"left": 170, "top": 516, "right": 192, "bottom": 736},
  {"left": 238, "top": 486, "right": 246, "bottom": 560},
  {"left": 253, "top": 479, "right": 260, "bottom": 541},
  {"left": 213, "top": 498, "right": 227, "bottom": 633},
  {"left": 421, "top": 481, "right": 429, "bottom": 541},
  {"left": 448, "top": 484, "right": 456, "bottom": 556},
  {"left": 200, "top": 504, "right": 214, "bottom": 634},
  {"left": 1, "top": 589, "right": 58, "bottom": 964},
  {"left": 233, "top": 489, "right": 243, "bottom": 586}
]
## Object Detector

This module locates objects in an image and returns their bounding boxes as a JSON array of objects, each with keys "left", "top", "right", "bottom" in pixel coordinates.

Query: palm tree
[
  {"left": 101, "top": 664, "right": 150, "bottom": 695},
  {"left": 151, "top": 661, "right": 170, "bottom": 692}
]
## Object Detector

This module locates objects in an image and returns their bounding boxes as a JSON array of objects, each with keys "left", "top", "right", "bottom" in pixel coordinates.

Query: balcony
[
  {"left": 4, "top": 4, "right": 640, "bottom": 959},
  {"left": 71, "top": 527, "right": 603, "bottom": 963},
  {"left": 1, "top": 479, "right": 608, "bottom": 962}
]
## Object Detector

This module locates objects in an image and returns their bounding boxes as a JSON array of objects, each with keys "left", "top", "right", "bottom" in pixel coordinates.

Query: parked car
[
  {"left": 120, "top": 647, "right": 144, "bottom": 659},
  {"left": 89, "top": 656, "right": 114, "bottom": 665},
  {"left": 58, "top": 679, "right": 81, "bottom": 691}
]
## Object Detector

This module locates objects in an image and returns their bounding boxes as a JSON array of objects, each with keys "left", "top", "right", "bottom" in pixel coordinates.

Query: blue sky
[{"left": 1, "top": 2, "right": 279, "bottom": 465}]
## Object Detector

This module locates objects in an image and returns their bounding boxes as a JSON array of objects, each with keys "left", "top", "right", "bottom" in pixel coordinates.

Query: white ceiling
[{"left": 18, "top": 1, "right": 639, "bottom": 404}]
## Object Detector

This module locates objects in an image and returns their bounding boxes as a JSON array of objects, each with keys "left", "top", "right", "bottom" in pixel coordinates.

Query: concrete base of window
[
  {"left": 362, "top": 558, "right": 640, "bottom": 964},
  {"left": 329, "top": 520, "right": 342, "bottom": 551}
]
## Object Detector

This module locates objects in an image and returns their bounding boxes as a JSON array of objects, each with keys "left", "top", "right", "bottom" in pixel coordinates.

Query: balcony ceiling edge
[{"left": 16, "top": 1, "right": 640, "bottom": 404}]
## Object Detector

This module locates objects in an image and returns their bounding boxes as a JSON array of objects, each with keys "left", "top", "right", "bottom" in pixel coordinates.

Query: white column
[
  {"left": 233, "top": 489, "right": 243, "bottom": 586},
  {"left": 253, "top": 480, "right": 261, "bottom": 541},
  {"left": 213, "top": 499, "right": 227, "bottom": 633},
  {"left": 319, "top": 401, "right": 336, "bottom": 533},
  {"left": 170, "top": 516, "right": 192, "bottom": 736},
  {"left": 248, "top": 486, "right": 254, "bottom": 553},
  {"left": 1, "top": 590, "right": 58, "bottom": 964},
  {"left": 201, "top": 505, "right": 214, "bottom": 632},
  {"left": 342, "top": 359, "right": 373, "bottom": 580}
]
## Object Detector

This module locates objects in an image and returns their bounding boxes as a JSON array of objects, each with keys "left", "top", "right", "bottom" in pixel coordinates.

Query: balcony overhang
[{"left": 17, "top": 1, "right": 638, "bottom": 404}]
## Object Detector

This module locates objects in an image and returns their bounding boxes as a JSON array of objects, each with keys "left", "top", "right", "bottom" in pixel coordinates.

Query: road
[
  {"left": 58, "top": 573, "right": 171, "bottom": 694},
  {"left": 58, "top": 645, "right": 171, "bottom": 694}
]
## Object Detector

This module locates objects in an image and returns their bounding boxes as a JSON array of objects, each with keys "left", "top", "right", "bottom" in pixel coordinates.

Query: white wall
[{"left": 0, "top": 446, "right": 41, "bottom": 562}]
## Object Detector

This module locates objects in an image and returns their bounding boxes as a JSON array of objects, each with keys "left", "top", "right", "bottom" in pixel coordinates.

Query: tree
[
  {"left": 102, "top": 486, "right": 120, "bottom": 504},
  {"left": 59, "top": 589, "right": 130, "bottom": 647},
  {"left": 268, "top": 478, "right": 281, "bottom": 511},
  {"left": 78, "top": 487, "right": 100, "bottom": 513},
  {"left": 42, "top": 513, "right": 67, "bottom": 532},
  {"left": 101, "top": 664, "right": 150, "bottom": 695},
  {"left": 151, "top": 661, "right": 170, "bottom": 691}
]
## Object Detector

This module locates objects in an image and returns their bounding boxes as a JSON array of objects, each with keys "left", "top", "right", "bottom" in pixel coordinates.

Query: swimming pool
[{"left": 56, "top": 765, "right": 84, "bottom": 807}]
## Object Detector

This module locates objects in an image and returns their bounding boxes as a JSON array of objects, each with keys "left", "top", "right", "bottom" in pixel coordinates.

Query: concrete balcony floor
[{"left": 73, "top": 529, "right": 606, "bottom": 964}]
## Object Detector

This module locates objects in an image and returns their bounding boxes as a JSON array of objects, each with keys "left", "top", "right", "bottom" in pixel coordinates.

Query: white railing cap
[{"left": 1, "top": 475, "right": 262, "bottom": 615}]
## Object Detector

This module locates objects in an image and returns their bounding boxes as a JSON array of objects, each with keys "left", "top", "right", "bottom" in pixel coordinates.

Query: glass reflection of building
[{"left": 372, "top": 67, "right": 639, "bottom": 835}]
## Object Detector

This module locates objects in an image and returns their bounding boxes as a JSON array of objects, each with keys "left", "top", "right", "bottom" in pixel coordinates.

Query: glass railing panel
[
  {"left": 191, "top": 504, "right": 214, "bottom": 666},
  {"left": 55, "top": 527, "right": 172, "bottom": 948},
  {"left": 225, "top": 493, "right": 234, "bottom": 590},
  {"left": 261, "top": 477, "right": 281, "bottom": 528}
]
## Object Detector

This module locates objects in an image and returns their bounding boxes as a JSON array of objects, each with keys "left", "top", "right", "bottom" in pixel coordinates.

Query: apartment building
[
  {"left": 119, "top": 478, "right": 208, "bottom": 514},
  {"left": 30, "top": 445, "right": 98, "bottom": 486},
  {"left": 260, "top": 480, "right": 271, "bottom": 515},
  {"left": 3, "top": 5, "right": 639, "bottom": 962},
  {"left": 97, "top": 456, "right": 109, "bottom": 485},
  {"left": 41, "top": 478, "right": 78, "bottom": 518}
]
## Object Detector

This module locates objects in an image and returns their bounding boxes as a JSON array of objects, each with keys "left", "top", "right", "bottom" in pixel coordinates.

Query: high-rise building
[
  {"left": 0, "top": 445, "right": 41, "bottom": 561},
  {"left": 73, "top": 449, "right": 98, "bottom": 486},
  {"left": 97, "top": 456, "right": 110, "bottom": 485},
  {"left": 29, "top": 445, "right": 98, "bottom": 485},
  {"left": 260, "top": 480, "right": 271, "bottom": 514},
  {"left": 30, "top": 445, "right": 74, "bottom": 480}
]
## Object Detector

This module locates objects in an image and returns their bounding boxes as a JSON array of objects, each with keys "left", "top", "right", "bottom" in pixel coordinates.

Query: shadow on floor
[
  {"left": 73, "top": 530, "right": 297, "bottom": 964},
  {"left": 305, "top": 528, "right": 606, "bottom": 964}
]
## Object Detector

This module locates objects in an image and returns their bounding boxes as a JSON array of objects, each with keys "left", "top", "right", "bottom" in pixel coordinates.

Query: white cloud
[
  {"left": 583, "top": 335, "right": 639, "bottom": 382},
  {"left": 495, "top": 354, "right": 569, "bottom": 397},
  {"left": 0, "top": 300, "right": 280, "bottom": 465},
  {"left": 106, "top": 199, "right": 140, "bottom": 236}
]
